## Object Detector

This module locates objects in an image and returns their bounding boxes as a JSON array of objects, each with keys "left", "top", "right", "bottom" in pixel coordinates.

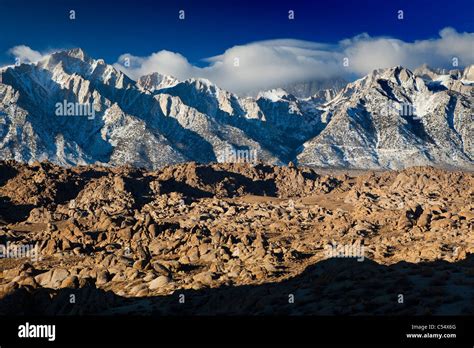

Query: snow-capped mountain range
[{"left": 0, "top": 48, "right": 472, "bottom": 170}]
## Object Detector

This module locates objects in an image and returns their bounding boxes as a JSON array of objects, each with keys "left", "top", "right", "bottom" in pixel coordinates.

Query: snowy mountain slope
[
  {"left": 297, "top": 66, "right": 473, "bottom": 169},
  {"left": 0, "top": 49, "right": 213, "bottom": 167},
  {"left": 155, "top": 80, "right": 325, "bottom": 162},
  {"left": 0, "top": 48, "right": 472, "bottom": 170}
]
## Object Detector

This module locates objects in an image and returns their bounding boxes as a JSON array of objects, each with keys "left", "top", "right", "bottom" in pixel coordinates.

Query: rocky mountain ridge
[{"left": 0, "top": 49, "right": 472, "bottom": 170}]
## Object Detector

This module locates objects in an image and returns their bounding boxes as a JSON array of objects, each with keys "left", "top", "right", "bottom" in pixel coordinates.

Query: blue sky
[
  {"left": 1, "top": 0, "right": 473, "bottom": 93},
  {"left": 1, "top": 0, "right": 473, "bottom": 65}
]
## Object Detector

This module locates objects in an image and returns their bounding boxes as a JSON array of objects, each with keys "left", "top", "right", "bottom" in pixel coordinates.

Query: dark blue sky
[{"left": 0, "top": 0, "right": 473, "bottom": 66}]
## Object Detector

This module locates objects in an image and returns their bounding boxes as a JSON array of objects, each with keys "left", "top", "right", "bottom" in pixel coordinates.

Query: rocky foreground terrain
[{"left": 0, "top": 161, "right": 473, "bottom": 315}]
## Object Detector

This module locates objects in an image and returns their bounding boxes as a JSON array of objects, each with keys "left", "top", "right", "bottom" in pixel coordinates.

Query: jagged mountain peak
[
  {"left": 337, "top": 66, "right": 421, "bottom": 98},
  {"left": 257, "top": 88, "right": 294, "bottom": 102},
  {"left": 161, "top": 77, "right": 238, "bottom": 103},
  {"left": 63, "top": 48, "right": 88, "bottom": 60},
  {"left": 371, "top": 65, "right": 415, "bottom": 82},
  {"left": 46, "top": 48, "right": 93, "bottom": 64},
  {"left": 33, "top": 48, "right": 136, "bottom": 91},
  {"left": 157, "top": 77, "right": 223, "bottom": 94},
  {"left": 184, "top": 77, "right": 223, "bottom": 92},
  {"left": 137, "top": 72, "right": 178, "bottom": 92}
]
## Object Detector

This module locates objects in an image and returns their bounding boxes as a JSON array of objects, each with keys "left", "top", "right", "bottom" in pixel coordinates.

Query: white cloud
[
  {"left": 8, "top": 45, "right": 47, "bottom": 64},
  {"left": 342, "top": 27, "right": 474, "bottom": 75},
  {"left": 114, "top": 40, "right": 345, "bottom": 94},
  {"left": 5, "top": 28, "right": 473, "bottom": 95},
  {"left": 115, "top": 50, "right": 195, "bottom": 81},
  {"left": 114, "top": 27, "right": 474, "bottom": 95}
]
